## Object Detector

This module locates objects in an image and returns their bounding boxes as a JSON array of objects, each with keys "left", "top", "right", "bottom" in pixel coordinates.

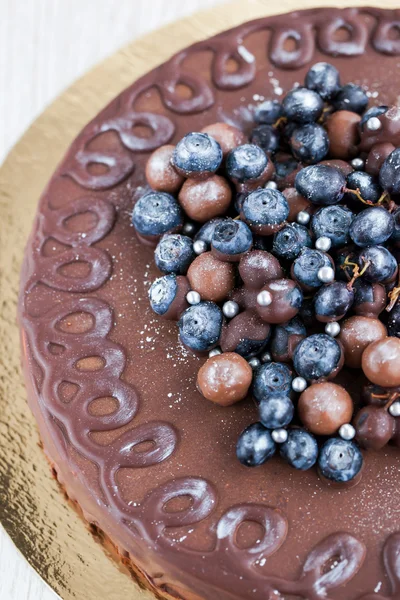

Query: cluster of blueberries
[{"left": 132, "top": 60, "right": 400, "bottom": 483}]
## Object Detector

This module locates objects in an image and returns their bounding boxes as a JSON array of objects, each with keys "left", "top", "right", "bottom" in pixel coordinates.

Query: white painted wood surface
[{"left": 0, "top": 1, "right": 222, "bottom": 598}]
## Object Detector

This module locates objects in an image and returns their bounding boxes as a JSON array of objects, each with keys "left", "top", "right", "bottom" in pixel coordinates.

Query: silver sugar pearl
[
  {"left": 186, "top": 290, "right": 201, "bottom": 305},
  {"left": 318, "top": 266, "right": 335, "bottom": 283},
  {"left": 325, "top": 321, "right": 341, "bottom": 337},
  {"left": 182, "top": 221, "right": 196, "bottom": 236},
  {"left": 261, "top": 351, "right": 272, "bottom": 363},
  {"left": 389, "top": 401, "right": 400, "bottom": 417},
  {"left": 365, "top": 116, "right": 382, "bottom": 132},
  {"left": 193, "top": 239, "right": 207, "bottom": 255},
  {"left": 315, "top": 236, "right": 332, "bottom": 252},
  {"left": 265, "top": 180, "right": 278, "bottom": 190},
  {"left": 271, "top": 429, "right": 288, "bottom": 444},
  {"left": 222, "top": 300, "right": 240, "bottom": 319},
  {"left": 209, "top": 347, "right": 222, "bottom": 358},
  {"left": 296, "top": 210, "right": 310, "bottom": 225},
  {"left": 339, "top": 423, "right": 356, "bottom": 441},
  {"left": 351, "top": 157, "right": 365, "bottom": 170},
  {"left": 248, "top": 357, "right": 261, "bottom": 369},
  {"left": 292, "top": 376, "right": 308, "bottom": 393},
  {"left": 257, "top": 290, "right": 273, "bottom": 307}
]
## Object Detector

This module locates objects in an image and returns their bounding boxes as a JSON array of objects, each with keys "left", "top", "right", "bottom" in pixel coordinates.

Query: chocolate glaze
[{"left": 19, "top": 7, "right": 400, "bottom": 600}]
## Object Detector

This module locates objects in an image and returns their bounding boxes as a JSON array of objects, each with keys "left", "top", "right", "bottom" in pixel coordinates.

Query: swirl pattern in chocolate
[{"left": 19, "top": 7, "right": 400, "bottom": 599}]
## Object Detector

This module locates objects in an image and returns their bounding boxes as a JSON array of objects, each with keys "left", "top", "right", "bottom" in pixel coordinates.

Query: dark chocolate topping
[{"left": 19, "top": 7, "right": 400, "bottom": 599}]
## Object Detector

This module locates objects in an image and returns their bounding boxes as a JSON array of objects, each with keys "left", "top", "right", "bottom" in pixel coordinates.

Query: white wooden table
[{"left": 0, "top": 1, "right": 222, "bottom": 597}]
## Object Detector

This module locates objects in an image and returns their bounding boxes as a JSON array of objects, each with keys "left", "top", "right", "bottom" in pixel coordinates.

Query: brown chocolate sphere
[
  {"left": 298, "top": 382, "right": 354, "bottom": 436},
  {"left": 359, "top": 106, "right": 400, "bottom": 152},
  {"left": 256, "top": 279, "right": 302, "bottom": 324},
  {"left": 201, "top": 122, "right": 248, "bottom": 157},
  {"left": 145, "top": 145, "right": 184, "bottom": 193},
  {"left": 238, "top": 250, "right": 283, "bottom": 289},
  {"left": 220, "top": 310, "right": 271, "bottom": 357},
  {"left": 178, "top": 175, "right": 232, "bottom": 222},
  {"left": 197, "top": 352, "right": 253, "bottom": 406},
  {"left": 365, "top": 142, "right": 395, "bottom": 177},
  {"left": 282, "top": 187, "right": 313, "bottom": 222},
  {"left": 354, "top": 405, "right": 395, "bottom": 450},
  {"left": 187, "top": 252, "right": 235, "bottom": 303},
  {"left": 320, "top": 159, "right": 354, "bottom": 177},
  {"left": 325, "top": 110, "right": 361, "bottom": 160},
  {"left": 362, "top": 337, "right": 400, "bottom": 387},
  {"left": 338, "top": 316, "right": 387, "bottom": 369}
]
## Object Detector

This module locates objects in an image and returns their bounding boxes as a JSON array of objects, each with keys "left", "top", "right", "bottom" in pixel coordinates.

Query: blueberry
[
  {"left": 236, "top": 423, "right": 276, "bottom": 467},
  {"left": 226, "top": 144, "right": 268, "bottom": 182},
  {"left": 273, "top": 223, "right": 312, "bottom": 260},
  {"left": 314, "top": 282, "right": 354, "bottom": 321},
  {"left": 345, "top": 171, "right": 382, "bottom": 204},
  {"left": 299, "top": 297, "right": 316, "bottom": 327},
  {"left": 178, "top": 301, "right": 223, "bottom": 352},
  {"left": 194, "top": 218, "right": 224, "bottom": 247},
  {"left": 172, "top": 132, "right": 222, "bottom": 177},
  {"left": 358, "top": 245, "right": 398, "bottom": 283},
  {"left": 333, "top": 83, "right": 368, "bottom": 114},
  {"left": 349, "top": 206, "right": 394, "bottom": 247},
  {"left": 295, "top": 165, "right": 346, "bottom": 206},
  {"left": 390, "top": 207, "right": 400, "bottom": 244},
  {"left": 289, "top": 123, "right": 329, "bottom": 164},
  {"left": 259, "top": 394, "right": 294, "bottom": 429},
  {"left": 132, "top": 191, "right": 183, "bottom": 237},
  {"left": 311, "top": 206, "right": 353, "bottom": 248},
  {"left": 280, "top": 429, "right": 319, "bottom": 471},
  {"left": 211, "top": 218, "right": 253, "bottom": 260},
  {"left": 250, "top": 125, "right": 280, "bottom": 154},
  {"left": 255, "top": 99, "right": 282, "bottom": 125},
  {"left": 293, "top": 334, "right": 342, "bottom": 380},
  {"left": 253, "top": 362, "right": 293, "bottom": 403},
  {"left": 274, "top": 156, "right": 299, "bottom": 181},
  {"left": 154, "top": 234, "right": 195, "bottom": 274},
  {"left": 305, "top": 62, "right": 341, "bottom": 100},
  {"left": 292, "top": 248, "right": 333, "bottom": 289},
  {"left": 241, "top": 188, "right": 289, "bottom": 233},
  {"left": 360, "top": 105, "right": 388, "bottom": 130},
  {"left": 271, "top": 317, "right": 306, "bottom": 362},
  {"left": 282, "top": 87, "right": 324, "bottom": 124},
  {"left": 380, "top": 148, "right": 400, "bottom": 194},
  {"left": 388, "top": 301, "right": 400, "bottom": 337},
  {"left": 148, "top": 275, "right": 178, "bottom": 316},
  {"left": 318, "top": 438, "right": 363, "bottom": 482}
]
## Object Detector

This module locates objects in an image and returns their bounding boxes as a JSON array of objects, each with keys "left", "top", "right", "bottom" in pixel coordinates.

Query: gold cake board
[{"left": 0, "top": 1, "right": 397, "bottom": 598}]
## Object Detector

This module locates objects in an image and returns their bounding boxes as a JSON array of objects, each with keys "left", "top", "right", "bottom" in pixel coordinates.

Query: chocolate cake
[{"left": 18, "top": 7, "right": 400, "bottom": 600}]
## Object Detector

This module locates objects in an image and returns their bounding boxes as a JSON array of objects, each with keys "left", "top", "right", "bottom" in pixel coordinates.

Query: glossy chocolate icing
[{"left": 19, "top": 7, "right": 400, "bottom": 600}]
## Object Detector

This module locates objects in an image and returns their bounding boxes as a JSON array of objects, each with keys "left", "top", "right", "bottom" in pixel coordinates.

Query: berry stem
[
  {"left": 386, "top": 272, "right": 400, "bottom": 312},
  {"left": 342, "top": 255, "right": 370, "bottom": 290},
  {"left": 343, "top": 187, "right": 374, "bottom": 206}
]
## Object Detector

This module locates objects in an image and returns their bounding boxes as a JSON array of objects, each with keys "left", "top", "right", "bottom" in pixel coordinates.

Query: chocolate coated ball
[
  {"left": 339, "top": 316, "right": 387, "bottom": 369},
  {"left": 365, "top": 142, "right": 395, "bottom": 177},
  {"left": 362, "top": 337, "right": 400, "bottom": 387},
  {"left": 201, "top": 122, "right": 248, "bottom": 157},
  {"left": 282, "top": 187, "right": 313, "bottom": 222},
  {"left": 187, "top": 252, "right": 235, "bottom": 303},
  {"left": 256, "top": 279, "right": 303, "bottom": 324},
  {"left": 197, "top": 352, "right": 253, "bottom": 405},
  {"left": 325, "top": 110, "right": 361, "bottom": 159},
  {"left": 145, "top": 145, "right": 184, "bottom": 193},
  {"left": 220, "top": 310, "right": 271, "bottom": 358},
  {"left": 354, "top": 405, "right": 395, "bottom": 450},
  {"left": 238, "top": 250, "right": 283, "bottom": 289},
  {"left": 298, "top": 382, "right": 354, "bottom": 435},
  {"left": 178, "top": 175, "right": 232, "bottom": 222}
]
